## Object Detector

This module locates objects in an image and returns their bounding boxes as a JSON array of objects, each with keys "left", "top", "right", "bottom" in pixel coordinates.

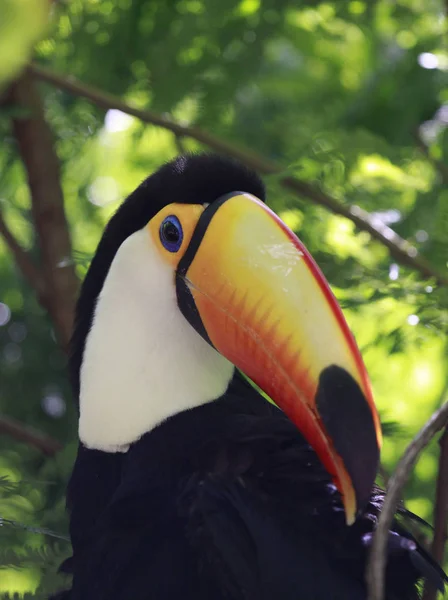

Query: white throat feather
[{"left": 79, "top": 229, "right": 234, "bottom": 453}]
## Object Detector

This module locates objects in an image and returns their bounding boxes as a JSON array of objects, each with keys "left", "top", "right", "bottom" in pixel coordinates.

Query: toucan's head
[{"left": 71, "top": 154, "right": 381, "bottom": 524}]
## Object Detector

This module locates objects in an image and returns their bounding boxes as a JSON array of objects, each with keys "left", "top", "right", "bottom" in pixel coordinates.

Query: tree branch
[
  {"left": 9, "top": 71, "right": 79, "bottom": 350},
  {"left": 174, "top": 134, "right": 187, "bottom": 155},
  {"left": 0, "top": 210, "right": 48, "bottom": 305},
  {"left": 0, "top": 414, "right": 62, "bottom": 456},
  {"left": 28, "top": 63, "right": 448, "bottom": 287},
  {"left": 367, "top": 401, "right": 448, "bottom": 600},
  {"left": 422, "top": 425, "right": 448, "bottom": 600}
]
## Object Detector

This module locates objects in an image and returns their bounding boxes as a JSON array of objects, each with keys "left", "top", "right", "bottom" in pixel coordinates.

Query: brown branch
[
  {"left": 9, "top": 71, "right": 79, "bottom": 350},
  {"left": 0, "top": 210, "right": 48, "bottom": 305},
  {"left": 432, "top": 427, "right": 448, "bottom": 560},
  {"left": 422, "top": 425, "right": 448, "bottom": 600},
  {"left": 367, "top": 401, "right": 448, "bottom": 600},
  {"left": 28, "top": 63, "right": 448, "bottom": 287},
  {"left": 0, "top": 414, "right": 62, "bottom": 456}
]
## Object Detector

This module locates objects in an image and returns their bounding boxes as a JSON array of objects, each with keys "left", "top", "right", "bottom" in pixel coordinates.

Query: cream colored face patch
[{"left": 79, "top": 227, "right": 234, "bottom": 453}]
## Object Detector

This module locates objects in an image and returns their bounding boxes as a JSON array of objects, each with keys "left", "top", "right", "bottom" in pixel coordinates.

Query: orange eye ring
[{"left": 148, "top": 203, "right": 206, "bottom": 269}]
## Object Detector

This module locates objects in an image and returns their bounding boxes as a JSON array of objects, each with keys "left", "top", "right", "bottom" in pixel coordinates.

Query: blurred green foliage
[
  {"left": 0, "top": 0, "right": 448, "bottom": 596},
  {"left": 0, "top": 0, "right": 49, "bottom": 89}
]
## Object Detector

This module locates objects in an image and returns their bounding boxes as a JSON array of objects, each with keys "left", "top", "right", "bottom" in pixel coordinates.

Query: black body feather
[{"left": 55, "top": 374, "right": 445, "bottom": 600}]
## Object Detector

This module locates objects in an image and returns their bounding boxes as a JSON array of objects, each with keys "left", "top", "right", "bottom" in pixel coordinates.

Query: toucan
[{"left": 54, "top": 154, "right": 446, "bottom": 600}]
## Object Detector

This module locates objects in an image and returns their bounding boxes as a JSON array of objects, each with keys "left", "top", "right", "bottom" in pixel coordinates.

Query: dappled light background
[{"left": 0, "top": 0, "right": 447, "bottom": 596}]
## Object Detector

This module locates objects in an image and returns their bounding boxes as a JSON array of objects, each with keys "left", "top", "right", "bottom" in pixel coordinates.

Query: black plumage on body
[{"left": 57, "top": 374, "right": 445, "bottom": 599}]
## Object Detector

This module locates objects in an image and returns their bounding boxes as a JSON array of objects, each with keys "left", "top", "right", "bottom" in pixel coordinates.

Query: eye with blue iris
[{"left": 159, "top": 215, "right": 183, "bottom": 253}]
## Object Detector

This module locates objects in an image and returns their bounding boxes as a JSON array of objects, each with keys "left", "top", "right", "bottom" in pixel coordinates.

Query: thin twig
[
  {"left": 174, "top": 134, "right": 186, "bottom": 155},
  {"left": 414, "top": 131, "right": 448, "bottom": 186},
  {"left": 28, "top": 63, "right": 448, "bottom": 286},
  {"left": 9, "top": 72, "right": 79, "bottom": 350},
  {"left": 422, "top": 425, "right": 448, "bottom": 600},
  {"left": 367, "top": 401, "right": 448, "bottom": 600},
  {"left": 377, "top": 463, "right": 390, "bottom": 487},
  {"left": 0, "top": 210, "right": 48, "bottom": 305},
  {"left": 432, "top": 427, "right": 448, "bottom": 558},
  {"left": 0, "top": 414, "right": 62, "bottom": 456}
]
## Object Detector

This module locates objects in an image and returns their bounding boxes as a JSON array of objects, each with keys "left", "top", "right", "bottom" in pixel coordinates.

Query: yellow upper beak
[{"left": 176, "top": 192, "right": 382, "bottom": 524}]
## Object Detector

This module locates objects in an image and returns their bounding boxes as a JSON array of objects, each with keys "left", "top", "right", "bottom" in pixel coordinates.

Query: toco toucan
[{"left": 54, "top": 154, "right": 446, "bottom": 600}]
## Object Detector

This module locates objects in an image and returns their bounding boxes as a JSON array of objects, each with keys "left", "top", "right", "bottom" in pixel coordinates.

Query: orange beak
[{"left": 176, "top": 192, "right": 382, "bottom": 524}]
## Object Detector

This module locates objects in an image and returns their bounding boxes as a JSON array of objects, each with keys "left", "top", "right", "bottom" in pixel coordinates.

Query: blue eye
[{"left": 159, "top": 215, "right": 183, "bottom": 253}]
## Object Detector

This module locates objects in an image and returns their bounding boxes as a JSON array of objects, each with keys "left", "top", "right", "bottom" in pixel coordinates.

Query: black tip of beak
[{"left": 315, "top": 366, "right": 380, "bottom": 514}]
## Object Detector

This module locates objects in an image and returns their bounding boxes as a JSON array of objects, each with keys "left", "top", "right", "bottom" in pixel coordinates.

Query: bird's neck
[{"left": 78, "top": 229, "right": 234, "bottom": 453}]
